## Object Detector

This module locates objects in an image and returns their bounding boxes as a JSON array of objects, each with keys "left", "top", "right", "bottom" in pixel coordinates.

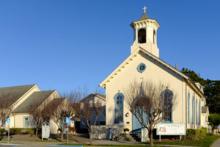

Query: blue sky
[{"left": 0, "top": 0, "right": 219, "bottom": 93}]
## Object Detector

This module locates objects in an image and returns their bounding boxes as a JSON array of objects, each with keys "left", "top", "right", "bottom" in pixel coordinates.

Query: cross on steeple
[{"left": 143, "top": 6, "right": 147, "bottom": 14}]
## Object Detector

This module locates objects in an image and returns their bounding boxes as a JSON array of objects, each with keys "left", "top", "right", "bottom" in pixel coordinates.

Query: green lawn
[
  {"left": 155, "top": 135, "right": 220, "bottom": 147},
  {"left": 65, "top": 135, "right": 220, "bottom": 147},
  {"left": 85, "top": 145, "right": 150, "bottom": 147},
  {"left": 64, "top": 143, "right": 156, "bottom": 147}
]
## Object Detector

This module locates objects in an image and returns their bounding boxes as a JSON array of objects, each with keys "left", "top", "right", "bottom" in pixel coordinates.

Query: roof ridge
[
  {"left": 34, "top": 90, "right": 55, "bottom": 93},
  {"left": 138, "top": 48, "right": 204, "bottom": 97},
  {"left": 0, "top": 84, "right": 36, "bottom": 89}
]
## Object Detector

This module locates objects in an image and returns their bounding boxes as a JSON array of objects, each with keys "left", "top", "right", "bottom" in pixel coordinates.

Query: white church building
[{"left": 100, "top": 10, "right": 209, "bottom": 133}]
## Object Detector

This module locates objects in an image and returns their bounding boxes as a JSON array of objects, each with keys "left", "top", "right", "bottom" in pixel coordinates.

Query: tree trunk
[
  {"left": 61, "top": 119, "right": 64, "bottom": 141},
  {"left": 35, "top": 128, "right": 38, "bottom": 137},
  {"left": 148, "top": 128, "right": 154, "bottom": 147},
  {"left": 61, "top": 129, "right": 64, "bottom": 141},
  {"left": 212, "top": 127, "right": 215, "bottom": 134},
  {"left": 94, "top": 116, "right": 98, "bottom": 126}
]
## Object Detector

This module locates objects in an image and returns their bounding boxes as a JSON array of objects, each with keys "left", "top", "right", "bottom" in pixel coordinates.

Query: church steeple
[{"left": 131, "top": 7, "right": 160, "bottom": 57}]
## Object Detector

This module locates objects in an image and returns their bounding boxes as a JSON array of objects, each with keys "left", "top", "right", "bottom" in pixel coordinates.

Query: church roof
[
  {"left": 139, "top": 48, "right": 204, "bottom": 97},
  {"left": 0, "top": 84, "right": 35, "bottom": 108},
  {"left": 139, "top": 48, "right": 188, "bottom": 79},
  {"left": 13, "top": 90, "right": 55, "bottom": 113},
  {"left": 99, "top": 48, "right": 204, "bottom": 97}
]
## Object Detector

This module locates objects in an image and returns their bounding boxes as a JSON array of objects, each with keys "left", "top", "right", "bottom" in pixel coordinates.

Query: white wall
[
  {"left": 10, "top": 113, "right": 33, "bottom": 128},
  {"left": 105, "top": 53, "right": 187, "bottom": 131}
]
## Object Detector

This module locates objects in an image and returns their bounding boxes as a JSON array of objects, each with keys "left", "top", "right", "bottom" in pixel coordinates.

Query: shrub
[
  {"left": 0, "top": 128, "right": 6, "bottom": 140},
  {"left": 114, "top": 133, "right": 134, "bottom": 142},
  {"left": 186, "top": 128, "right": 207, "bottom": 140},
  {"left": 0, "top": 128, "right": 5, "bottom": 134},
  {"left": 209, "top": 113, "right": 220, "bottom": 131},
  {"left": 195, "top": 128, "right": 207, "bottom": 140},
  {"left": 9, "top": 128, "right": 35, "bottom": 135}
]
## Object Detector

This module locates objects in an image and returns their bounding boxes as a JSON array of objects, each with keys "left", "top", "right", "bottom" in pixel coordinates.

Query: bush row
[
  {"left": 0, "top": 128, "right": 35, "bottom": 135},
  {"left": 186, "top": 128, "right": 207, "bottom": 140}
]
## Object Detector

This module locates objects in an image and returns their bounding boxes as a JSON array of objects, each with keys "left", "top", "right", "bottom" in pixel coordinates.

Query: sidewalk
[{"left": 211, "top": 138, "right": 220, "bottom": 147}]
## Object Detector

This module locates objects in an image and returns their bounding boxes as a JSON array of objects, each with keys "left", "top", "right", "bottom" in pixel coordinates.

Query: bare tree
[
  {"left": 42, "top": 98, "right": 74, "bottom": 141},
  {"left": 78, "top": 101, "right": 102, "bottom": 132},
  {"left": 30, "top": 108, "right": 45, "bottom": 136},
  {"left": 66, "top": 90, "right": 103, "bottom": 135},
  {"left": 30, "top": 102, "right": 50, "bottom": 137},
  {"left": 0, "top": 94, "right": 14, "bottom": 128},
  {"left": 125, "top": 81, "right": 176, "bottom": 146}
]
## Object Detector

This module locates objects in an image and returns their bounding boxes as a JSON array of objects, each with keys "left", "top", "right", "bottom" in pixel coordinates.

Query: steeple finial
[{"left": 140, "top": 6, "right": 148, "bottom": 20}]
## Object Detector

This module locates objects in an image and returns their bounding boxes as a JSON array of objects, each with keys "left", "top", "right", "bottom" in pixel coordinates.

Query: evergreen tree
[{"left": 181, "top": 68, "right": 220, "bottom": 113}]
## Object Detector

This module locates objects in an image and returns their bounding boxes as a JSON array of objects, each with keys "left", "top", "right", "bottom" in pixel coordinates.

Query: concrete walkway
[
  {"left": 0, "top": 143, "right": 83, "bottom": 147},
  {"left": 211, "top": 138, "right": 220, "bottom": 147}
]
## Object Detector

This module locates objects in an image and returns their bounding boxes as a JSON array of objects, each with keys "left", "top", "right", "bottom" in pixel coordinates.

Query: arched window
[
  {"left": 196, "top": 99, "right": 198, "bottom": 125},
  {"left": 192, "top": 96, "right": 195, "bottom": 124},
  {"left": 114, "top": 93, "right": 124, "bottom": 124},
  {"left": 198, "top": 100, "right": 201, "bottom": 125},
  {"left": 162, "top": 89, "right": 173, "bottom": 122},
  {"left": 196, "top": 99, "right": 200, "bottom": 125},
  {"left": 187, "top": 93, "right": 191, "bottom": 124},
  {"left": 138, "top": 28, "right": 146, "bottom": 43}
]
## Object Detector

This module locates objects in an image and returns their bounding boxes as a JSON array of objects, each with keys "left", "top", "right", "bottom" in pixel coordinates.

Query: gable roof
[
  {"left": 0, "top": 84, "right": 35, "bottom": 108},
  {"left": 42, "top": 98, "right": 65, "bottom": 114},
  {"left": 13, "top": 90, "right": 55, "bottom": 113},
  {"left": 80, "top": 93, "right": 106, "bottom": 102},
  {"left": 100, "top": 47, "right": 204, "bottom": 97}
]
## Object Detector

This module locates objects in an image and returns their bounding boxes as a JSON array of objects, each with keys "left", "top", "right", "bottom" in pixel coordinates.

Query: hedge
[
  {"left": 186, "top": 128, "right": 207, "bottom": 140},
  {"left": 9, "top": 128, "right": 35, "bottom": 135}
]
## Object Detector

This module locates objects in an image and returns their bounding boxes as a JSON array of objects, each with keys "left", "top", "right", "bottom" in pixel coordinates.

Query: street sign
[
  {"left": 65, "top": 117, "right": 71, "bottom": 126},
  {"left": 6, "top": 117, "right": 10, "bottom": 125},
  {"left": 5, "top": 117, "right": 10, "bottom": 130}
]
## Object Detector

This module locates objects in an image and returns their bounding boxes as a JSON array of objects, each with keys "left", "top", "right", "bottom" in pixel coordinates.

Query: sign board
[
  {"left": 42, "top": 124, "right": 50, "bottom": 139},
  {"left": 6, "top": 117, "right": 10, "bottom": 125},
  {"left": 157, "top": 123, "right": 186, "bottom": 135},
  {"left": 65, "top": 117, "right": 71, "bottom": 126},
  {"left": 5, "top": 117, "right": 10, "bottom": 130}
]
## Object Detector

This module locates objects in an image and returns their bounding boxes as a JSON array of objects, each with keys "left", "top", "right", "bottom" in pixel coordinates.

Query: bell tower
[{"left": 131, "top": 7, "right": 160, "bottom": 57}]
